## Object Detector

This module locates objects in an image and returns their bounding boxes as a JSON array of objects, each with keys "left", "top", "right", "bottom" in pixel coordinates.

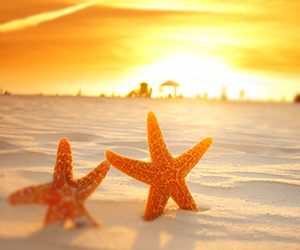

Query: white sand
[{"left": 0, "top": 95, "right": 299, "bottom": 250}]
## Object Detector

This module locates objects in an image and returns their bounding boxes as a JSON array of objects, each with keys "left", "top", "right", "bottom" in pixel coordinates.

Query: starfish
[
  {"left": 105, "top": 111, "right": 213, "bottom": 221},
  {"left": 8, "top": 138, "right": 110, "bottom": 227}
]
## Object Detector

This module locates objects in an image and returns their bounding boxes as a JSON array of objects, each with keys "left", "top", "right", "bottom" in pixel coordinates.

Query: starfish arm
[
  {"left": 71, "top": 204, "right": 100, "bottom": 227},
  {"left": 75, "top": 160, "right": 110, "bottom": 200},
  {"left": 8, "top": 183, "right": 53, "bottom": 205},
  {"left": 170, "top": 181, "right": 199, "bottom": 211},
  {"left": 105, "top": 150, "right": 154, "bottom": 185},
  {"left": 45, "top": 203, "right": 99, "bottom": 227},
  {"left": 175, "top": 137, "right": 213, "bottom": 176},
  {"left": 144, "top": 185, "right": 170, "bottom": 221},
  {"left": 147, "top": 111, "right": 173, "bottom": 163},
  {"left": 53, "top": 138, "right": 74, "bottom": 188},
  {"left": 44, "top": 204, "right": 65, "bottom": 226}
]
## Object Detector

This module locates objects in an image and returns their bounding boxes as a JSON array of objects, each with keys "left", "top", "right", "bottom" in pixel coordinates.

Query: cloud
[
  {"left": 228, "top": 47, "right": 300, "bottom": 76},
  {"left": 1, "top": 1, "right": 300, "bottom": 84},
  {"left": 0, "top": 0, "right": 100, "bottom": 32}
]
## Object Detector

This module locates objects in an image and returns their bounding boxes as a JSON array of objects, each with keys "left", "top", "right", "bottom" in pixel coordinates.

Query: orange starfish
[
  {"left": 105, "top": 111, "right": 213, "bottom": 221},
  {"left": 8, "top": 138, "right": 110, "bottom": 227}
]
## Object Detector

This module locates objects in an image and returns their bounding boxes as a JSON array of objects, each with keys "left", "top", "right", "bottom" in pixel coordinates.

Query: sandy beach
[{"left": 0, "top": 95, "right": 299, "bottom": 249}]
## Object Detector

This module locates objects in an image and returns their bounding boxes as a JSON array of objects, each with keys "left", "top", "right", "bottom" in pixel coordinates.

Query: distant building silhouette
[
  {"left": 159, "top": 80, "right": 180, "bottom": 98},
  {"left": 140, "top": 82, "right": 148, "bottom": 95},
  {"left": 127, "top": 82, "right": 152, "bottom": 98}
]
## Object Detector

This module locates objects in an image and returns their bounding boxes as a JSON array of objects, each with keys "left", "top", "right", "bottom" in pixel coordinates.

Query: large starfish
[
  {"left": 105, "top": 111, "right": 213, "bottom": 221},
  {"left": 8, "top": 138, "right": 110, "bottom": 227}
]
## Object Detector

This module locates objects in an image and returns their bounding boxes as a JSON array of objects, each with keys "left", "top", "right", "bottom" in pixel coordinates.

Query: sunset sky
[{"left": 1, "top": 0, "right": 300, "bottom": 100}]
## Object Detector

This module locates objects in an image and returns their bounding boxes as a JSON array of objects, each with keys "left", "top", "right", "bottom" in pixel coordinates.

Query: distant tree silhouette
[{"left": 294, "top": 94, "right": 300, "bottom": 103}]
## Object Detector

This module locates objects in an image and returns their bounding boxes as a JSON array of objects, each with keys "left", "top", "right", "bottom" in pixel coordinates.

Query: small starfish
[
  {"left": 8, "top": 138, "right": 110, "bottom": 227},
  {"left": 105, "top": 111, "right": 213, "bottom": 221}
]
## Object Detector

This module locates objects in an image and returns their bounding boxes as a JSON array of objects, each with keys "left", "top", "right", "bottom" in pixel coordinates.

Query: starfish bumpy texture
[
  {"left": 105, "top": 111, "right": 213, "bottom": 221},
  {"left": 8, "top": 138, "right": 110, "bottom": 227}
]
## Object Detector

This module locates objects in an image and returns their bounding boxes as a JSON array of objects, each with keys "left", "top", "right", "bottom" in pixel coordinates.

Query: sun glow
[{"left": 139, "top": 54, "right": 253, "bottom": 99}]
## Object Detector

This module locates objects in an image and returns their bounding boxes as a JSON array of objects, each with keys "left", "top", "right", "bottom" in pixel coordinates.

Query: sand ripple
[{"left": 0, "top": 96, "right": 299, "bottom": 249}]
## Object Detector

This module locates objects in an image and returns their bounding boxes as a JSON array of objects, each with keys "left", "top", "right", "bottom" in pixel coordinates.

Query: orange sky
[{"left": 1, "top": 0, "right": 300, "bottom": 100}]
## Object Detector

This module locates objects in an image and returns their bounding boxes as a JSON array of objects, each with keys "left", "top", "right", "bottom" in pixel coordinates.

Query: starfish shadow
[
  {"left": 0, "top": 224, "right": 92, "bottom": 250},
  {"left": 130, "top": 208, "right": 202, "bottom": 250},
  {"left": 130, "top": 207, "right": 300, "bottom": 250}
]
